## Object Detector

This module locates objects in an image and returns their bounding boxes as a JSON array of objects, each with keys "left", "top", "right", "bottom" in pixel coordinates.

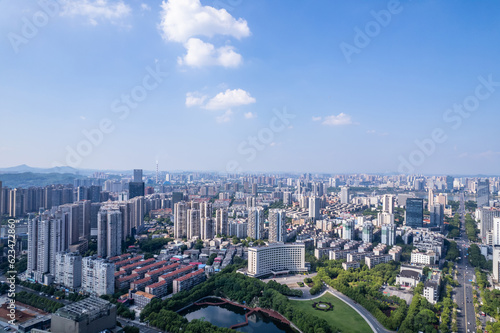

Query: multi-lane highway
[{"left": 453, "top": 192, "right": 477, "bottom": 333}]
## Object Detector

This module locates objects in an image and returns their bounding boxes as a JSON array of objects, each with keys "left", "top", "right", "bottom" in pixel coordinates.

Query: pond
[{"left": 179, "top": 298, "right": 294, "bottom": 333}]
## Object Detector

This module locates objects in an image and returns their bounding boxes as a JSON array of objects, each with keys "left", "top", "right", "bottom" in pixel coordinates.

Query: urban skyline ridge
[{"left": 0, "top": 163, "right": 499, "bottom": 178}]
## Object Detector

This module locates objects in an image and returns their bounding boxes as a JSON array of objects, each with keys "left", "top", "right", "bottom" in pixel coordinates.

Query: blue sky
[{"left": 1, "top": 0, "right": 500, "bottom": 175}]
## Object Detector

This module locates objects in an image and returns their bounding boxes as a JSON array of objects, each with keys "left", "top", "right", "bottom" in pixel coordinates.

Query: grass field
[{"left": 289, "top": 293, "right": 372, "bottom": 333}]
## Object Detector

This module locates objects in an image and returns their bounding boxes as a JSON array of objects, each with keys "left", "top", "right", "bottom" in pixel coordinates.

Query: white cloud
[
  {"left": 185, "top": 92, "right": 207, "bottom": 107},
  {"left": 216, "top": 110, "right": 233, "bottom": 123},
  {"left": 140, "top": 3, "right": 151, "bottom": 11},
  {"left": 177, "top": 38, "right": 242, "bottom": 68},
  {"left": 60, "top": 0, "right": 131, "bottom": 25},
  {"left": 244, "top": 112, "right": 256, "bottom": 119},
  {"left": 322, "top": 113, "right": 353, "bottom": 126},
  {"left": 204, "top": 89, "right": 256, "bottom": 110},
  {"left": 159, "top": 0, "right": 250, "bottom": 68},
  {"left": 312, "top": 116, "right": 322, "bottom": 121},
  {"left": 159, "top": 0, "right": 250, "bottom": 43},
  {"left": 186, "top": 88, "right": 255, "bottom": 123}
]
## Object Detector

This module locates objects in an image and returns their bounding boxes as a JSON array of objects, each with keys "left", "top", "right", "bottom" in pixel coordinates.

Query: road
[
  {"left": 288, "top": 283, "right": 394, "bottom": 333},
  {"left": 453, "top": 191, "right": 477, "bottom": 333},
  {"left": 117, "top": 318, "right": 163, "bottom": 333}
]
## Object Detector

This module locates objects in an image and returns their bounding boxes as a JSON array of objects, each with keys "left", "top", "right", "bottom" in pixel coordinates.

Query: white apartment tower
[
  {"left": 381, "top": 224, "right": 396, "bottom": 246},
  {"left": 174, "top": 201, "right": 188, "bottom": 239},
  {"left": 97, "top": 206, "right": 123, "bottom": 258},
  {"left": 216, "top": 208, "right": 228, "bottom": 236},
  {"left": 55, "top": 251, "right": 82, "bottom": 289},
  {"left": 269, "top": 209, "right": 286, "bottom": 243},
  {"left": 82, "top": 257, "right": 115, "bottom": 296},
  {"left": 248, "top": 207, "right": 264, "bottom": 240},
  {"left": 340, "top": 186, "right": 350, "bottom": 204},
  {"left": 382, "top": 195, "right": 394, "bottom": 214}
]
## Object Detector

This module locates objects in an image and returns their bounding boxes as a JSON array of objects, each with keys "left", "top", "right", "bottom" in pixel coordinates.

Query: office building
[
  {"left": 133, "top": 169, "right": 143, "bottom": 182},
  {"left": 129, "top": 182, "right": 145, "bottom": 199},
  {"left": 477, "top": 179, "right": 490, "bottom": 207},
  {"left": 247, "top": 243, "right": 306, "bottom": 278},
  {"left": 405, "top": 198, "right": 423, "bottom": 228},
  {"left": 269, "top": 209, "right": 286, "bottom": 243},
  {"left": 429, "top": 203, "right": 444, "bottom": 229},
  {"left": 247, "top": 207, "right": 264, "bottom": 240}
]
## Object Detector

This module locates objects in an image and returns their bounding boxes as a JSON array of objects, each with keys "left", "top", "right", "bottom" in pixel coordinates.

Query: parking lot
[{"left": 380, "top": 286, "right": 413, "bottom": 304}]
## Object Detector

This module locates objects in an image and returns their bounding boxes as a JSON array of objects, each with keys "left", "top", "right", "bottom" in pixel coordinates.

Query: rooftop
[{"left": 55, "top": 297, "right": 114, "bottom": 322}]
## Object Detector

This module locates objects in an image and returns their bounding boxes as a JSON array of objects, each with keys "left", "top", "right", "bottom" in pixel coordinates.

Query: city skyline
[{"left": 1, "top": 0, "right": 500, "bottom": 174}]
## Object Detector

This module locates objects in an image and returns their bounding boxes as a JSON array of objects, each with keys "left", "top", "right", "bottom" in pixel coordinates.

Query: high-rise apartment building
[
  {"left": 55, "top": 251, "right": 82, "bottom": 289},
  {"left": 215, "top": 208, "right": 228, "bottom": 236},
  {"left": 82, "top": 257, "right": 115, "bottom": 296},
  {"left": 247, "top": 207, "right": 264, "bottom": 240},
  {"left": 269, "top": 209, "right": 286, "bottom": 243},
  {"left": 308, "top": 197, "right": 321, "bottom": 221},
  {"left": 343, "top": 219, "right": 355, "bottom": 240},
  {"left": 381, "top": 224, "right": 396, "bottom": 246},
  {"left": 340, "top": 186, "right": 350, "bottom": 204},
  {"left": 362, "top": 223, "right": 374, "bottom": 243},
  {"left": 97, "top": 206, "right": 123, "bottom": 258},
  {"left": 382, "top": 195, "right": 394, "bottom": 214},
  {"left": 174, "top": 201, "right": 187, "bottom": 239}
]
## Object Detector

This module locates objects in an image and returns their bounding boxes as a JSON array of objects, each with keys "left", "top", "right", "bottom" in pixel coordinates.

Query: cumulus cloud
[
  {"left": 159, "top": 0, "right": 250, "bottom": 43},
  {"left": 177, "top": 38, "right": 242, "bottom": 68},
  {"left": 322, "top": 113, "right": 353, "bottom": 126},
  {"left": 185, "top": 92, "right": 207, "bottom": 107},
  {"left": 59, "top": 0, "right": 131, "bottom": 25},
  {"left": 159, "top": 0, "right": 250, "bottom": 68},
  {"left": 312, "top": 116, "right": 322, "bottom": 121},
  {"left": 186, "top": 88, "right": 255, "bottom": 123},
  {"left": 204, "top": 89, "right": 256, "bottom": 110},
  {"left": 244, "top": 112, "right": 256, "bottom": 119},
  {"left": 141, "top": 3, "right": 151, "bottom": 11}
]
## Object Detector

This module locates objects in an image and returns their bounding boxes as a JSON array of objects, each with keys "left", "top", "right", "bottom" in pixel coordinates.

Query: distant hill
[
  {"left": 0, "top": 172, "right": 79, "bottom": 188},
  {"left": 0, "top": 164, "right": 81, "bottom": 174}
]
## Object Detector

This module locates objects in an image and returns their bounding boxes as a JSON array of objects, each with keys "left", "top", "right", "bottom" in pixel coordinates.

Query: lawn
[{"left": 289, "top": 293, "right": 372, "bottom": 333}]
